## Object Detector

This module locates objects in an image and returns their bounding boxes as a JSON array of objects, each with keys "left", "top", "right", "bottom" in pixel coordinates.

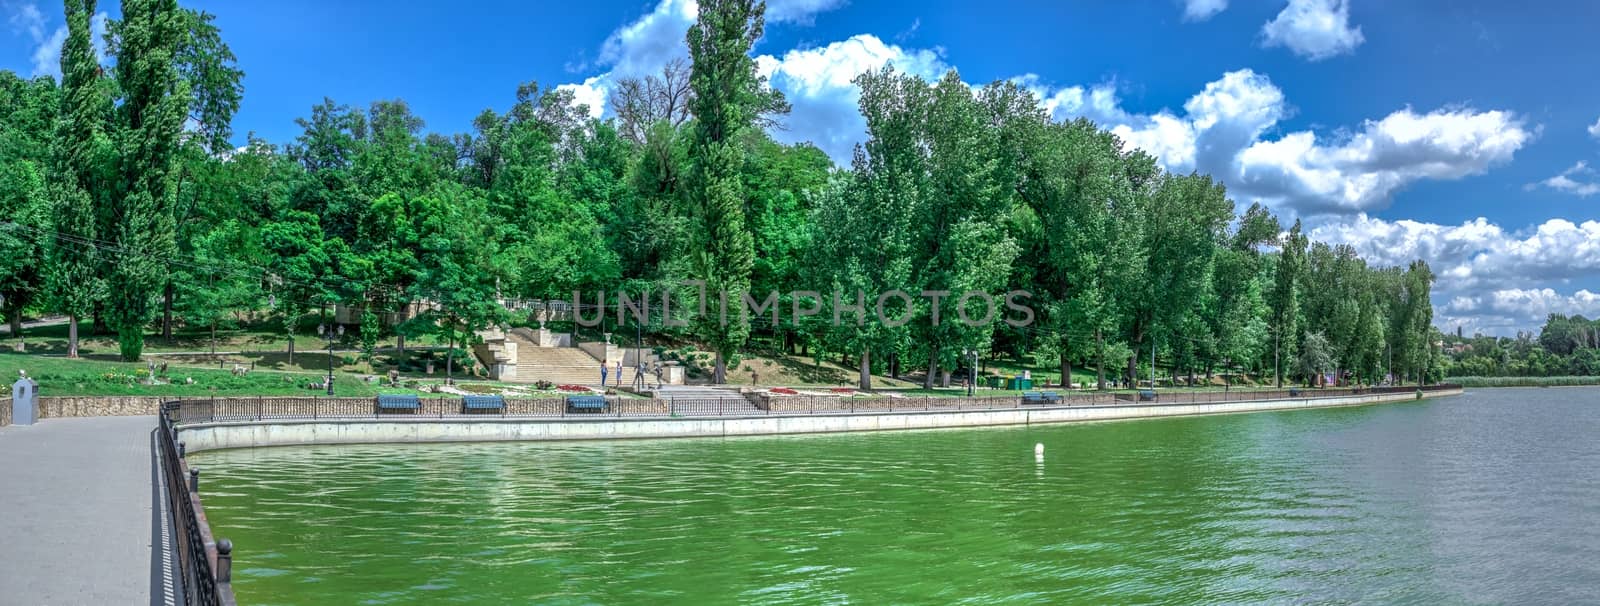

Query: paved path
[{"left": 0, "top": 416, "right": 161, "bottom": 605}]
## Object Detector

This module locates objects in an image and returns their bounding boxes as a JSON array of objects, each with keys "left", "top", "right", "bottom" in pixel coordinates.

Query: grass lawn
[{"left": 0, "top": 351, "right": 563, "bottom": 398}]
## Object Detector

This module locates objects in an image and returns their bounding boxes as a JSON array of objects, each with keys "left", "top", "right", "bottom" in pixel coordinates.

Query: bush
[{"left": 1445, "top": 376, "right": 1600, "bottom": 388}]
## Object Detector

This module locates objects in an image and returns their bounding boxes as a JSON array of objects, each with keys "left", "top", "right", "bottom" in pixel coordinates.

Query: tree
[
  {"left": 46, "top": 0, "right": 112, "bottom": 358},
  {"left": 683, "top": 0, "right": 785, "bottom": 383},
  {"left": 1269, "top": 220, "right": 1308, "bottom": 386},
  {"left": 107, "top": 0, "right": 192, "bottom": 361},
  {"left": 1298, "top": 331, "right": 1335, "bottom": 386}
]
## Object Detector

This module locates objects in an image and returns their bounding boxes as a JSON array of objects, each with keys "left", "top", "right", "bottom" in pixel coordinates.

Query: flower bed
[{"left": 769, "top": 387, "right": 799, "bottom": 395}]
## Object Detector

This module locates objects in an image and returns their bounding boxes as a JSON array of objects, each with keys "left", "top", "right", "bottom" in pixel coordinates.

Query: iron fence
[
  {"left": 158, "top": 403, "right": 237, "bottom": 606},
  {"left": 166, "top": 384, "right": 1458, "bottom": 426}
]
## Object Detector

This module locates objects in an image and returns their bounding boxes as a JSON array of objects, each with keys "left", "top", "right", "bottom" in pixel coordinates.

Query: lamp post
[
  {"left": 962, "top": 349, "right": 976, "bottom": 397},
  {"left": 317, "top": 322, "right": 343, "bottom": 395}
]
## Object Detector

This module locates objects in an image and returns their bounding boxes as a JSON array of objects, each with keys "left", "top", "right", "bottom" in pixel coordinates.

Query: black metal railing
[
  {"left": 159, "top": 403, "right": 237, "bottom": 606},
  {"left": 165, "top": 384, "right": 1459, "bottom": 426}
]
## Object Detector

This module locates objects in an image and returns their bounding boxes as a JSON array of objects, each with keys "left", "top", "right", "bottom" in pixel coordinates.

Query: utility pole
[{"left": 1150, "top": 338, "right": 1156, "bottom": 390}]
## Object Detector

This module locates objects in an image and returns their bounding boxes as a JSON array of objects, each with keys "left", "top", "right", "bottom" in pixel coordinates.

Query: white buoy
[{"left": 1034, "top": 443, "right": 1045, "bottom": 456}]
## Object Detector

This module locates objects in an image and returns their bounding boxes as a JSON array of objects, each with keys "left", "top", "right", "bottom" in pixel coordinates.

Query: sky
[{"left": 4, "top": 0, "right": 1599, "bottom": 336}]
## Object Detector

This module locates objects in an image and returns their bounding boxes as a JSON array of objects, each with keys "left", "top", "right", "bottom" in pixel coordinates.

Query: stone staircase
[
  {"left": 501, "top": 332, "right": 649, "bottom": 386},
  {"left": 651, "top": 386, "right": 763, "bottom": 415}
]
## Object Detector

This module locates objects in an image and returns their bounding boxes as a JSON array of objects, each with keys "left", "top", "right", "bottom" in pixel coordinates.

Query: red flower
[{"left": 771, "top": 387, "right": 798, "bottom": 395}]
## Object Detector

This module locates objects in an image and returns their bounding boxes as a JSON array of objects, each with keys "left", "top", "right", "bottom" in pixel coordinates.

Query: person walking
[
  {"left": 600, "top": 363, "right": 609, "bottom": 387},
  {"left": 614, "top": 361, "right": 623, "bottom": 387}
]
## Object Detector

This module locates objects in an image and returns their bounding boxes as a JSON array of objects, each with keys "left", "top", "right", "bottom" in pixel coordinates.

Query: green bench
[
  {"left": 566, "top": 395, "right": 607, "bottom": 413},
  {"left": 376, "top": 394, "right": 421, "bottom": 413},
  {"left": 462, "top": 395, "right": 505, "bottom": 414}
]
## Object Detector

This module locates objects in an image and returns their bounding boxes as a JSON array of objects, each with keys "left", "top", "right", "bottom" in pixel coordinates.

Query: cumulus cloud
[
  {"left": 1310, "top": 213, "right": 1600, "bottom": 299},
  {"left": 561, "top": 0, "right": 850, "bottom": 120},
  {"left": 758, "top": 34, "right": 947, "bottom": 160},
  {"left": 1528, "top": 161, "right": 1600, "bottom": 197},
  {"left": 765, "top": 0, "right": 850, "bottom": 25},
  {"left": 1261, "top": 0, "right": 1364, "bottom": 61},
  {"left": 1442, "top": 289, "right": 1600, "bottom": 335},
  {"left": 1018, "top": 70, "right": 1532, "bottom": 216},
  {"left": 1182, "top": 0, "right": 1228, "bottom": 22},
  {"left": 1588, "top": 115, "right": 1600, "bottom": 140},
  {"left": 1311, "top": 214, "right": 1600, "bottom": 334},
  {"left": 11, "top": 3, "right": 109, "bottom": 79}
]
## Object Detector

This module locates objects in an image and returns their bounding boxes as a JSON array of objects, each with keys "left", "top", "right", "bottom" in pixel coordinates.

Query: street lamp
[
  {"left": 962, "top": 348, "right": 977, "bottom": 397},
  {"left": 317, "top": 323, "right": 344, "bottom": 395}
]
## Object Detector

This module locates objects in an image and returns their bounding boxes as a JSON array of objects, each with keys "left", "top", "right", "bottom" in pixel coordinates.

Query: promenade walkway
[{"left": 0, "top": 416, "right": 165, "bottom": 605}]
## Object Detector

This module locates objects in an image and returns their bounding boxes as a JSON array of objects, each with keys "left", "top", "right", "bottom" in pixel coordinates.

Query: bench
[
  {"left": 566, "top": 395, "right": 608, "bottom": 413},
  {"left": 1138, "top": 390, "right": 1158, "bottom": 402},
  {"left": 1021, "top": 391, "right": 1062, "bottom": 406},
  {"left": 376, "top": 394, "right": 421, "bottom": 414},
  {"left": 461, "top": 395, "right": 505, "bottom": 414}
]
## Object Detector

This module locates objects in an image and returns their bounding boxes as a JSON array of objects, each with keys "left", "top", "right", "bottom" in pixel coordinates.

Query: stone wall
[
  {"left": 177, "top": 388, "right": 1465, "bottom": 452},
  {"left": 1, "top": 397, "right": 10, "bottom": 426},
  {"left": 38, "top": 396, "right": 165, "bottom": 418}
]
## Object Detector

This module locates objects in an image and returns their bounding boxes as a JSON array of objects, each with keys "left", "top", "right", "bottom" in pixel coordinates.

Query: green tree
[
  {"left": 107, "top": 0, "right": 192, "bottom": 360},
  {"left": 683, "top": 0, "right": 784, "bottom": 383},
  {"left": 42, "top": 0, "right": 112, "bottom": 358},
  {"left": 1269, "top": 220, "right": 1308, "bottom": 386}
]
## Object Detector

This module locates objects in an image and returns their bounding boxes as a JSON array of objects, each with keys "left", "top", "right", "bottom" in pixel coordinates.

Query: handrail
[{"left": 159, "top": 403, "right": 238, "bottom": 606}]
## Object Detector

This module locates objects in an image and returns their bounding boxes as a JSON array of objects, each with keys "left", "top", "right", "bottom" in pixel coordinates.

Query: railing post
[
  {"left": 177, "top": 441, "right": 186, "bottom": 458},
  {"left": 216, "top": 538, "right": 233, "bottom": 583},
  {"left": 189, "top": 468, "right": 200, "bottom": 493}
]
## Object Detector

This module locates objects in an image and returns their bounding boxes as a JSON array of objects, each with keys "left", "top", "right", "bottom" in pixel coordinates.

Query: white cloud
[
  {"left": 16, "top": 4, "right": 109, "bottom": 80},
  {"left": 1311, "top": 215, "right": 1600, "bottom": 292},
  {"left": 1261, "top": 0, "right": 1364, "bottom": 61},
  {"left": 1019, "top": 70, "right": 1531, "bottom": 216},
  {"left": 1529, "top": 161, "right": 1600, "bottom": 197},
  {"left": 1588, "top": 115, "right": 1600, "bottom": 140},
  {"left": 29, "top": 23, "right": 65, "bottom": 77},
  {"left": 765, "top": 0, "right": 850, "bottom": 25},
  {"left": 7, "top": 2, "right": 44, "bottom": 41},
  {"left": 1234, "top": 106, "right": 1530, "bottom": 214},
  {"left": 757, "top": 34, "right": 948, "bottom": 161},
  {"left": 1311, "top": 214, "right": 1600, "bottom": 334},
  {"left": 1442, "top": 288, "right": 1600, "bottom": 334},
  {"left": 560, "top": 0, "right": 850, "bottom": 121},
  {"left": 1182, "top": 0, "right": 1228, "bottom": 22}
]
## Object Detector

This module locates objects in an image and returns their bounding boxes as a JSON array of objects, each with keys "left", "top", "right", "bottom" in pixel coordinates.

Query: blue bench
[
  {"left": 1021, "top": 391, "right": 1062, "bottom": 406},
  {"left": 376, "top": 394, "right": 421, "bottom": 413},
  {"left": 566, "top": 395, "right": 608, "bottom": 413},
  {"left": 461, "top": 395, "right": 505, "bottom": 414},
  {"left": 1138, "top": 390, "right": 1158, "bottom": 402}
]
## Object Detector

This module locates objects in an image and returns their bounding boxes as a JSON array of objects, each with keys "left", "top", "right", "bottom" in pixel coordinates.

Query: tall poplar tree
[
  {"left": 109, "top": 0, "right": 191, "bottom": 360},
  {"left": 47, "top": 0, "right": 112, "bottom": 358},
  {"left": 684, "top": 0, "right": 786, "bottom": 383}
]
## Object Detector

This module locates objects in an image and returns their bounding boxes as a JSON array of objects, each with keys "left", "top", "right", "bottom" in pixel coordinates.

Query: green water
[{"left": 195, "top": 388, "right": 1600, "bottom": 604}]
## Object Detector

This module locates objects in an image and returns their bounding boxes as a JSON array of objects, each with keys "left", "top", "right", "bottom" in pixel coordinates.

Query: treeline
[
  {"left": 1443, "top": 314, "right": 1600, "bottom": 377},
  {"left": 0, "top": 0, "right": 1438, "bottom": 388}
]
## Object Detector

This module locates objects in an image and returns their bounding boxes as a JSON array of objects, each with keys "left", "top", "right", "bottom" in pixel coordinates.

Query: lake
[{"left": 195, "top": 388, "right": 1600, "bottom": 604}]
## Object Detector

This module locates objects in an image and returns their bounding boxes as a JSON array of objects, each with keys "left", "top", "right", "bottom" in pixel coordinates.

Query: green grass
[
  {"left": 1445, "top": 376, "right": 1600, "bottom": 388},
  {"left": 0, "top": 351, "right": 525, "bottom": 398}
]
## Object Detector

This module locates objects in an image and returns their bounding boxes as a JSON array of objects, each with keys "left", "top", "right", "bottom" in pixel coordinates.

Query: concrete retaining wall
[{"left": 178, "top": 388, "right": 1460, "bottom": 453}]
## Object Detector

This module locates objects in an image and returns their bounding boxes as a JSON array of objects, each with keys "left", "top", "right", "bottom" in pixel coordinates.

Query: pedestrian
[
  {"left": 600, "top": 363, "right": 608, "bottom": 386},
  {"left": 614, "top": 361, "right": 623, "bottom": 387}
]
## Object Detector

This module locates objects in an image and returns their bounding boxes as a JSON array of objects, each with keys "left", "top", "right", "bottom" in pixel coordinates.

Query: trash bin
[
  {"left": 11, "top": 375, "right": 38, "bottom": 425},
  {"left": 1018, "top": 378, "right": 1033, "bottom": 390}
]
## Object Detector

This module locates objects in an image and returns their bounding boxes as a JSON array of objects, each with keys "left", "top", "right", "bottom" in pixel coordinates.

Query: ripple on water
[{"left": 194, "top": 388, "right": 1600, "bottom": 605}]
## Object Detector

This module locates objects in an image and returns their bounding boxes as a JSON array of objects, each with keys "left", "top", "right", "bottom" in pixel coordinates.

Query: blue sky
[{"left": 4, "top": 0, "right": 1599, "bottom": 335}]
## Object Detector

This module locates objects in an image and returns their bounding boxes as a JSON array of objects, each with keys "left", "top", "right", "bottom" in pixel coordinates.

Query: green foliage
[{"left": 0, "top": 0, "right": 1476, "bottom": 394}]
